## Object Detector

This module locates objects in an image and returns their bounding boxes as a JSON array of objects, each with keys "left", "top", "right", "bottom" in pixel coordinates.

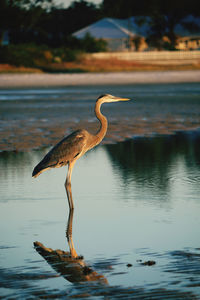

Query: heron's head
[{"left": 97, "top": 94, "right": 130, "bottom": 103}]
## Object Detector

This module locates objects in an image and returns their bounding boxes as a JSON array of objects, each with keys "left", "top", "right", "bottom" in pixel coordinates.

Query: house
[
  {"left": 73, "top": 16, "right": 200, "bottom": 52},
  {"left": 73, "top": 17, "right": 148, "bottom": 51},
  {"left": 174, "top": 15, "right": 200, "bottom": 50}
]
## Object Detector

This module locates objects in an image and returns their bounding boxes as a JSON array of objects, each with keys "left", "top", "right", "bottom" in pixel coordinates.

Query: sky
[{"left": 55, "top": 0, "right": 102, "bottom": 8}]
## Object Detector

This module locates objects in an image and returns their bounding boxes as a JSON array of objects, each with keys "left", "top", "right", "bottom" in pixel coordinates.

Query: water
[
  {"left": 1, "top": 82, "right": 200, "bottom": 151},
  {"left": 0, "top": 132, "right": 200, "bottom": 299},
  {"left": 0, "top": 82, "right": 200, "bottom": 298}
]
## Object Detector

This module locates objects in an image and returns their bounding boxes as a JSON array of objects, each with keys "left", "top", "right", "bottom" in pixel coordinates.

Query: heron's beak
[{"left": 115, "top": 97, "right": 130, "bottom": 101}]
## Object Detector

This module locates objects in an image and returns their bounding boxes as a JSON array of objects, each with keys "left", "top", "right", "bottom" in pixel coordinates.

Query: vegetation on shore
[
  {"left": 0, "top": 0, "right": 199, "bottom": 73},
  {"left": 1, "top": 0, "right": 199, "bottom": 50},
  {"left": 1, "top": 57, "right": 200, "bottom": 74},
  {"left": 0, "top": 35, "right": 107, "bottom": 72}
]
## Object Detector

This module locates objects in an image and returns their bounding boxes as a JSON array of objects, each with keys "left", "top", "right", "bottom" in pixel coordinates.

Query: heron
[{"left": 32, "top": 94, "right": 130, "bottom": 210}]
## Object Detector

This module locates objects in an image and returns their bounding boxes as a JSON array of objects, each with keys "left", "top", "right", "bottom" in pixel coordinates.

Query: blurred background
[
  {"left": 0, "top": 0, "right": 200, "bottom": 72},
  {"left": 1, "top": 1, "right": 200, "bottom": 299}
]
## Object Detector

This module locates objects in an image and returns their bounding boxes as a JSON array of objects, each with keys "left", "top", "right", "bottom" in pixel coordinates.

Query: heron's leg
[
  {"left": 65, "top": 161, "right": 75, "bottom": 210},
  {"left": 66, "top": 209, "right": 78, "bottom": 258}
]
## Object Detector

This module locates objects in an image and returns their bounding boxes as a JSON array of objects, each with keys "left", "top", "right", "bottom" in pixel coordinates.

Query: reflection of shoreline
[{"left": 0, "top": 70, "right": 200, "bottom": 88}]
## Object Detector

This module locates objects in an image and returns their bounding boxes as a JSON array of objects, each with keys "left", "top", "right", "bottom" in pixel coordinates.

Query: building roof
[
  {"left": 73, "top": 17, "right": 147, "bottom": 39},
  {"left": 73, "top": 15, "right": 200, "bottom": 40}
]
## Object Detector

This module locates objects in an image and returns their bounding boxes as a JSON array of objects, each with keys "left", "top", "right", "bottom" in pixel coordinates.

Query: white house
[
  {"left": 73, "top": 17, "right": 148, "bottom": 51},
  {"left": 73, "top": 16, "right": 200, "bottom": 52},
  {"left": 174, "top": 15, "right": 200, "bottom": 50}
]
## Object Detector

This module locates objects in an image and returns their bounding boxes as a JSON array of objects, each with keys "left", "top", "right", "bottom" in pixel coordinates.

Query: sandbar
[{"left": 0, "top": 70, "right": 200, "bottom": 88}]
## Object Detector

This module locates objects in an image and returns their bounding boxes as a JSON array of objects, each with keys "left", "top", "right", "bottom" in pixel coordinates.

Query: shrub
[
  {"left": 0, "top": 44, "right": 82, "bottom": 68},
  {"left": 0, "top": 44, "right": 34, "bottom": 67},
  {"left": 80, "top": 33, "right": 107, "bottom": 53},
  {"left": 0, "top": 44, "right": 52, "bottom": 67},
  {"left": 0, "top": 38, "right": 107, "bottom": 69}
]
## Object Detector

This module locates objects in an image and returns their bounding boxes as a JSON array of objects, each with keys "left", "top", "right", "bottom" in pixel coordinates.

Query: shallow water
[
  {"left": 0, "top": 132, "right": 200, "bottom": 299},
  {"left": 0, "top": 82, "right": 200, "bottom": 151}
]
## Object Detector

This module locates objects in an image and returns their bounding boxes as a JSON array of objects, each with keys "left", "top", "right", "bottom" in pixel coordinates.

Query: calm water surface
[
  {"left": 0, "top": 132, "right": 200, "bottom": 299},
  {"left": 1, "top": 82, "right": 200, "bottom": 152},
  {"left": 1, "top": 83, "right": 200, "bottom": 121}
]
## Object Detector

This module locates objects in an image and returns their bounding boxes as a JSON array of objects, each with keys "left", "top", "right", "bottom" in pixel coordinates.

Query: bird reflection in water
[{"left": 34, "top": 210, "right": 108, "bottom": 284}]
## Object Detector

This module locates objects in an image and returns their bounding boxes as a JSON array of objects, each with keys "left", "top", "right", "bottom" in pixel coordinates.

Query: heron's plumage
[
  {"left": 32, "top": 129, "right": 88, "bottom": 177},
  {"left": 32, "top": 94, "right": 130, "bottom": 209}
]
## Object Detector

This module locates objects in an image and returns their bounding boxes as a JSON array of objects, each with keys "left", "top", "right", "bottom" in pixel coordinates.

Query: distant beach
[{"left": 0, "top": 70, "right": 200, "bottom": 88}]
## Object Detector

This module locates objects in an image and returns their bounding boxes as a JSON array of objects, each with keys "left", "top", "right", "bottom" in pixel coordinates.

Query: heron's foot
[{"left": 70, "top": 247, "right": 79, "bottom": 258}]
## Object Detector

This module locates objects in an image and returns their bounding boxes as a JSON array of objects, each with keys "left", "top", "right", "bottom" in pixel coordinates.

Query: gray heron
[{"left": 32, "top": 94, "right": 130, "bottom": 210}]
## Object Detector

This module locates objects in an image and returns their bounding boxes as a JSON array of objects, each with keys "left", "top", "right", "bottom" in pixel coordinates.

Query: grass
[
  {"left": 66, "top": 57, "right": 200, "bottom": 72},
  {"left": 0, "top": 64, "right": 42, "bottom": 73},
  {"left": 1, "top": 57, "right": 200, "bottom": 73}
]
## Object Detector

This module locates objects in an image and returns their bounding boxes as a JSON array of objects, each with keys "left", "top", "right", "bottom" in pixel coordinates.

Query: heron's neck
[{"left": 95, "top": 99, "right": 108, "bottom": 143}]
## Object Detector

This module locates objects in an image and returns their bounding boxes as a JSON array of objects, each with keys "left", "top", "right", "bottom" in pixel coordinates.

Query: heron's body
[
  {"left": 32, "top": 94, "right": 130, "bottom": 209},
  {"left": 32, "top": 129, "right": 97, "bottom": 177}
]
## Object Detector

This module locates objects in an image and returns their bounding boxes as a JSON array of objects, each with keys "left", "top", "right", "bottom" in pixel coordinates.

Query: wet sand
[
  {"left": 0, "top": 72, "right": 200, "bottom": 152},
  {"left": 0, "top": 70, "right": 200, "bottom": 87},
  {"left": 1, "top": 116, "right": 200, "bottom": 152}
]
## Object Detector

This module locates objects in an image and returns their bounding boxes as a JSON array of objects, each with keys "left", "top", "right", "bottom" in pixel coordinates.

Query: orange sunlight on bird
[{"left": 32, "top": 94, "right": 130, "bottom": 210}]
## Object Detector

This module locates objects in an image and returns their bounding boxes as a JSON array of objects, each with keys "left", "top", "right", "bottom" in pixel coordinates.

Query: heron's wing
[{"left": 32, "top": 130, "right": 87, "bottom": 177}]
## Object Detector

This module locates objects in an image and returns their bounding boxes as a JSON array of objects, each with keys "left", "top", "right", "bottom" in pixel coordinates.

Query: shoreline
[
  {"left": 1, "top": 72, "right": 200, "bottom": 152},
  {"left": 0, "top": 70, "right": 200, "bottom": 88},
  {"left": 1, "top": 128, "right": 200, "bottom": 154}
]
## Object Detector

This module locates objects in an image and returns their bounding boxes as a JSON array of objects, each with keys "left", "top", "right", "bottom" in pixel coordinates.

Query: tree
[
  {"left": 101, "top": 0, "right": 151, "bottom": 18},
  {"left": 101, "top": 0, "right": 200, "bottom": 50},
  {"left": 64, "top": 0, "right": 102, "bottom": 35},
  {"left": 0, "top": 0, "right": 55, "bottom": 45},
  {"left": 146, "top": 0, "right": 200, "bottom": 49},
  {"left": 80, "top": 33, "right": 107, "bottom": 52},
  {"left": 0, "top": 0, "right": 102, "bottom": 46}
]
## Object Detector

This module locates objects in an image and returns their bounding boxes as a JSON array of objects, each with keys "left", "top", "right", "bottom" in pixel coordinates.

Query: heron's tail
[
  {"left": 32, "top": 163, "right": 45, "bottom": 178},
  {"left": 32, "top": 157, "right": 50, "bottom": 178},
  {"left": 32, "top": 152, "right": 58, "bottom": 177}
]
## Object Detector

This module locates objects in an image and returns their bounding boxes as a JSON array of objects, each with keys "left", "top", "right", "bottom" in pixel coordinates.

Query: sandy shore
[{"left": 0, "top": 70, "right": 200, "bottom": 88}]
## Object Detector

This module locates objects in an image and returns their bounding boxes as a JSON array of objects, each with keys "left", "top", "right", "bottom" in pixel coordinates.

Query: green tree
[
  {"left": 0, "top": 0, "right": 55, "bottom": 45},
  {"left": 146, "top": 0, "right": 200, "bottom": 49},
  {"left": 101, "top": 0, "right": 200, "bottom": 49},
  {"left": 64, "top": 0, "right": 102, "bottom": 34},
  {"left": 0, "top": 0, "right": 102, "bottom": 46},
  {"left": 80, "top": 33, "right": 107, "bottom": 52}
]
